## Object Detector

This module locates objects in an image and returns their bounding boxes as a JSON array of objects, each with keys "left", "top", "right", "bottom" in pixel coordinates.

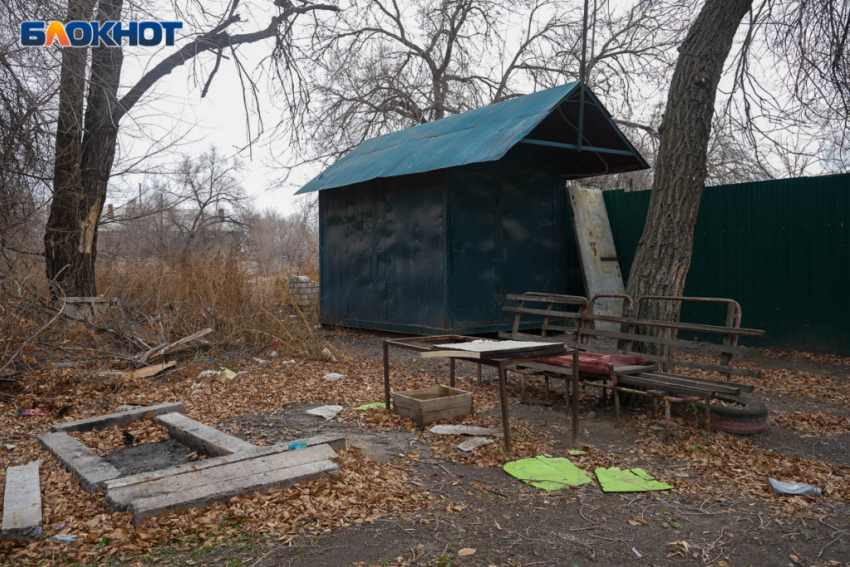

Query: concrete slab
[
  {"left": 156, "top": 413, "right": 256, "bottom": 456},
  {"left": 103, "top": 432, "right": 346, "bottom": 493},
  {"left": 129, "top": 460, "right": 338, "bottom": 524},
  {"left": 38, "top": 432, "right": 121, "bottom": 492},
  {"left": 1, "top": 461, "right": 43, "bottom": 541},
  {"left": 107, "top": 444, "right": 337, "bottom": 511},
  {"left": 51, "top": 402, "right": 185, "bottom": 433}
]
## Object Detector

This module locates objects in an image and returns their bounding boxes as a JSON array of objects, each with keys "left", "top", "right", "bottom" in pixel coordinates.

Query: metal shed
[{"left": 296, "top": 82, "right": 648, "bottom": 334}]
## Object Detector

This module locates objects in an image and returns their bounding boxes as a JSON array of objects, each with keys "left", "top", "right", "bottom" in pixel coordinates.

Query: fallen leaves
[
  {"left": 458, "top": 547, "right": 476, "bottom": 557},
  {"left": 772, "top": 411, "right": 850, "bottom": 436}
]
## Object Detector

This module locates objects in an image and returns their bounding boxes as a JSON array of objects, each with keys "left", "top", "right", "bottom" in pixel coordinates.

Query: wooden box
[{"left": 393, "top": 385, "right": 472, "bottom": 427}]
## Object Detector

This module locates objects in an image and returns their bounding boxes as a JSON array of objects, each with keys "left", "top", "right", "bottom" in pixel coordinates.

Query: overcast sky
[{"left": 112, "top": 1, "right": 324, "bottom": 216}]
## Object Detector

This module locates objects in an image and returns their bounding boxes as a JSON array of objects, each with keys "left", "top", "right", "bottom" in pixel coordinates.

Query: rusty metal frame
[{"left": 383, "top": 336, "right": 580, "bottom": 455}]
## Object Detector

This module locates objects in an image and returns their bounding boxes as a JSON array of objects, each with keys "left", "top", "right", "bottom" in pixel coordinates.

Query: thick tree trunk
[
  {"left": 44, "top": 0, "right": 97, "bottom": 295},
  {"left": 625, "top": 0, "right": 753, "bottom": 329}
]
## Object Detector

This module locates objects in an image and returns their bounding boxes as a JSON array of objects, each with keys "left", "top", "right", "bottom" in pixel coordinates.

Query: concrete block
[
  {"left": 2, "top": 461, "right": 43, "bottom": 541},
  {"left": 131, "top": 459, "right": 337, "bottom": 524},
  {"left": 156, "top": 413, "right": 255, "bottom": 456},
  {"left": 103, "top": 433, "right": 345, "bottom": 495},
  {"left": 38, "top": 433, "right": 121, "bottom": 492},
  {"left": 108, "top": 444, "right": 337, "bottom": 511},
  {"left": 51, "top": 402, "right": 185, "bottom": 433}
]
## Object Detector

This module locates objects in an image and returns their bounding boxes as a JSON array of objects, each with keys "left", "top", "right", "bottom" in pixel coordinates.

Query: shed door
[
  {"left": 449, "top": 170, "right": 498, "bottom": 327},
  {"left": 383, "top": 174, "right": 447, "bottom": 328}
]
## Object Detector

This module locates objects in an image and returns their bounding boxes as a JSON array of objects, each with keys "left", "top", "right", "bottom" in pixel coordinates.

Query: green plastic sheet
[
  {"left": 356, "top": 400, "right": 391, "bottom": 411},
  {"left": 503, "top": 456, "right": 593, "bottom": 491},
  {"left": 595, "top": 467, "right": 673, "bottom": 493}
]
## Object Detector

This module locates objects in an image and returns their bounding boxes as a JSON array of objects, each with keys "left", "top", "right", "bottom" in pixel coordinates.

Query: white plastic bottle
[{"left": 769, "top": 478, "right": 822, "bottom": 496}]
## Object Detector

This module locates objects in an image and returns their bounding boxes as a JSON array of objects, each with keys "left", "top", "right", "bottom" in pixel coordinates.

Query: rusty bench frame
[{"left": 500, "top": 292, "right": 765, "bottom": 429}]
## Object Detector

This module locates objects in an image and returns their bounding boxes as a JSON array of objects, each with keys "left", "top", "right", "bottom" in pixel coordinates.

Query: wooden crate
[{"left": 393, "top": 385, "right": 472, "bottom": 427}]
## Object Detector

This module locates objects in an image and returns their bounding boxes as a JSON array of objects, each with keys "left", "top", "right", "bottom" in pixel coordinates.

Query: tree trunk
[
  {"left": 625, "top": 0, "right": 753, "bottom": 331},
  {"left": 44, "top": 0, "right": 97, "bottom": 295}
]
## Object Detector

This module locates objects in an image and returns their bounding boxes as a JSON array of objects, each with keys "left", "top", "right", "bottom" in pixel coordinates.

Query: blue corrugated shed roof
[{"left": 296, "top": 82, "right": 645, "bottom": 194}]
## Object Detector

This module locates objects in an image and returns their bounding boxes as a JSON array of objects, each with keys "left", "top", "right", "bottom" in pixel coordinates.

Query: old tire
[{"left": 674, "top": 395, "right": 768, "bottom": 435}]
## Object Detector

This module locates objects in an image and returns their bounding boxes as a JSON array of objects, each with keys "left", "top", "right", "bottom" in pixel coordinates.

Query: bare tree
[
  {"left": 279, "top": 0, "right": 690, "bottom": 170},
  {"left": 42, "top": 0, "right": 338, "bottom": 297},
  {"left": 245, "top": 197, "right": 319, "bottom": 275},
  {"left": 0, "top": 0, "right": 61, "bottom": 275},
  {"left": 626, "top": 0, "right": 849, "bottom": 330}
]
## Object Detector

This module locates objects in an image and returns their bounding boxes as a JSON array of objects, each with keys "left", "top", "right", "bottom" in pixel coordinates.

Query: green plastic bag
[
  {"left": 504, "top": 456, "right": 593, "bottom": 491},
  {"left": 595, "top": 467, "right": 673, "bottom": 492}
]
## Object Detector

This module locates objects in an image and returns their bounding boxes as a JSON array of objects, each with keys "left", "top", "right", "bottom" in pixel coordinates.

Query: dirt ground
[
  {"left": 2, "top": 329, "right": 850, "bottom": 567},
  {"left": 130, "top": 331, "right": 849, "bottom": 567}
]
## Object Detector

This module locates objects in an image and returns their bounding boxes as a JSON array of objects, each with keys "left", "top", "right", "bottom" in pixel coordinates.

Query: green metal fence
[{"left": 603, "top": 173, "right": 850, "bottom": 355}]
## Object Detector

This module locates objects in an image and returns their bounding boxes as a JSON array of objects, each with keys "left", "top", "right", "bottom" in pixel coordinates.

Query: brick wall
[{"left": 288, "top": 275, "right": 319, "bottom": 309}]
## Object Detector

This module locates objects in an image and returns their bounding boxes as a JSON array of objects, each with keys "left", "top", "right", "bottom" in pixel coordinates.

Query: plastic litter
[
  {"left": 306, "top": 405, "right": 344, "bottom": 420},
  {"left": 50, "top": 534, "right": 78, "bottom": 545},
  {"left": 357, "top": 400, "right": 391, "bottom": 410},
  {"left": 16, "top": 409, "right": 45, "bottom": 417},
  {"left": 769, "top": 478, "right": 822, "bottom": 496},
  {"left": 595, "top": 467, "right": 673, "bottom": 493},
  {"left": 504, "top": 456, "right": 593, "bottom": 491},
  {"left": 324, "top": 372, "right": 346, "bottom": 382}
]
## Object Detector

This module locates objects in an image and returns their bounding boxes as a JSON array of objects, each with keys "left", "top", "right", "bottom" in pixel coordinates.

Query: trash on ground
[
  {"left": 356, "top": 400, "right": 391, "bottom": 410},
  {"left": 769, "top": 478, "right": 822, "bottom": 496},
  {"left": 306, "top": 405, "right": 344, "bottom": 420},
  {"left": 50, "top": 534, "right": 78, "bottom": 545},
  {"left": 595, "top": 467, "right": 673, "bottom": 493},
  {"left": 198, "top": 370, "right": 219, "bottom": 378},
  {"left": 17, "top": 409, "right": 45, "bottom": 417},
  {"left": 324, "top": 372, "right": 346, "bottom": 382},
  {"left": 568, "top": 449, "right": 587, "bottom": 455},
  {"left": 216, "top": 369, "right": 238, "bottom": 384},
  {"left": 322, "top": 348, "right": 337, "bottom": 362},
  {"left": 429, "top": 425, "right": 503, "bottom": 437},
  {"left": 503, "top": 456, "right": 593, "bottom": 491},
  {"left": 456, "top": 437, "right": 494, "bottom": 452}
]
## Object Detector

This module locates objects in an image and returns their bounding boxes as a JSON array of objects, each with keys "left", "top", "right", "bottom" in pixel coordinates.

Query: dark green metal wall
[{"left": 604, "top": 173, "right": 850, "bottom": 355}]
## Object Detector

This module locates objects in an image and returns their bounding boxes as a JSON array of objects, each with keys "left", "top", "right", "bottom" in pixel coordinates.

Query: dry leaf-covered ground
[{"left": 0, "top": 333, "right": 849, "bottom": 566}]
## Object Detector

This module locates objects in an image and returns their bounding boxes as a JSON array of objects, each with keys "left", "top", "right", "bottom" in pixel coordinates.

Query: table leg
[
  {"left": 449, "top": 358, "right": 456, "bottom": 387},
  {"left": 571, "top": 350, "right": 579, "bottom": 445},
  {"left": 498, "top": 363, "right": 512, "bottom": 457},
  {"left": 383, "top": 342, "right": 391, "bottom": 410}
]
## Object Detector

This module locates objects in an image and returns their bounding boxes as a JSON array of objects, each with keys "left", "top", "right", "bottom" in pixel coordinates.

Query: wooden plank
[
  {"left": 104, "top": 433, "right": 345, "bottom": 492},
  {"left": 505, "top": 293, "right": 587, "bottom": 305},
  {"left": 108, "top": 444, "right": 337, "bottom": 511},
  {"left": 156, "top": 413, "right": 255, "bottom": 456},
  {"left": 568, "top": 187, "right": 626, "bottom": 332},
  {"left": 125, "top": 361, "right": 177, "bottom": 380},
  {"left": 581, "top": 314, "right": 765, "bottom": 338},
  {"left": 636, "top": 372, "right": 742, "bottom": 395},
  {"left": 421, "top": 351, "right": 482, "bottom": 359},
  {"left": 130, "top": 460, "right": 338, "bottom": 525},
  {"left": 1, "top": 461, "right": 42, "bottom": 541},
  {"left": 634, "top": 353, "right": 761, "bottom": 378},
  {"left": 38, "top": 432, "right": 121, "bottom": 492},
  {"left": 51, "top": 402, "right": 186, "bottom": 433},
  {"left": 579, "top": 327, "right": 748, "bottom": 356},
  {"left": 502, "top": 306, "right": 581, "bottom": 319},
  {"left": 618, "top": 376, "right": 718, "bottom": 397},
  {"left": 647, "top": 371, "right": 755, "bottom": 393},
  {"left": 541, "top": 323, "right": 579, "bottom": 333}
]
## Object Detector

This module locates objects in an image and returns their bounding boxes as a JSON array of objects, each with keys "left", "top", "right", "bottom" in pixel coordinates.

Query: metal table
[{"left": 383, "top": 335, "right": 580, "bottom": 456}]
